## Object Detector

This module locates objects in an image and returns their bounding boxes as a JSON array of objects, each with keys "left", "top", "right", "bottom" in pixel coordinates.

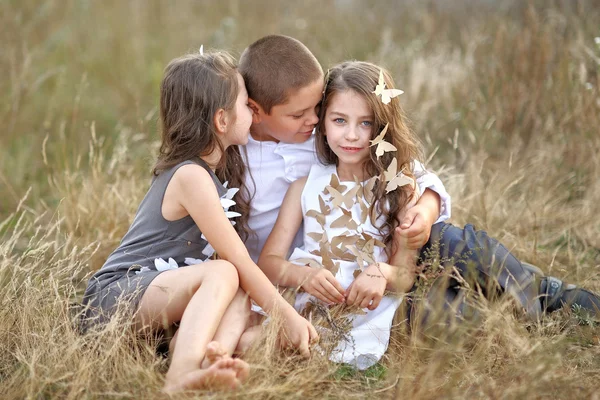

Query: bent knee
[{"left": 206, "top": 260, "right": 240, "bottom": 291}]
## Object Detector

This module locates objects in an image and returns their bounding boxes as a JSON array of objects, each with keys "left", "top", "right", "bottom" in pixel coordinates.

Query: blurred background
[{"left": 1, "top": 0, "right": 597, "bottom": 211}]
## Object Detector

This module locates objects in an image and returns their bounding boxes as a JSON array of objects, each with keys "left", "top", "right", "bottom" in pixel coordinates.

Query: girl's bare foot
[
  {"left": 202, "top": 341, "right": 228, "bottom": 367},
  {"left": 163, "top": 341, "right": 250, "bottom": 393},
  {"left": 163, "top": 359, "right": 240, "bottom": 393},
  {"left": 204, "top": 341, "right": 250, "bottom": 381}
]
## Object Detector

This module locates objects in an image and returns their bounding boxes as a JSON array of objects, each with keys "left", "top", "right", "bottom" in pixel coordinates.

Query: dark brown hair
[
  {"left": 154, "top": 51, "right": 251, "bottom": 240},
  {"left": 239, "top": 35, "right": 323, "bottom": 113},
  {"left": 315, "top": 61, "right": 423, "bottom": 256}
]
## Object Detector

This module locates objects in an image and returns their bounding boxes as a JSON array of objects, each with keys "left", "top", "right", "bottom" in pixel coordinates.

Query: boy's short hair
[{"left": 239, "top": 35, "right": 323, "bottom": 114}]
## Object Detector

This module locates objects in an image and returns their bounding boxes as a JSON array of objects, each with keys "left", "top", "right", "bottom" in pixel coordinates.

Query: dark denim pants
[{"left": 416, "top": 222, "right": 543, "bottom": 320}]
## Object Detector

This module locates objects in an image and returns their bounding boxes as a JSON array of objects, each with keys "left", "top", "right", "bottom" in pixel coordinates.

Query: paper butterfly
[
  {"left": 369, "top": 124, "right": 397, "bottom": 159},
  {"left": 360, "top": 233, "right": 386, "bottom": 249},
  {"left": 383, "top": 158, "right": 414, "bottom": 193},
  {"left": 331, "top": 231, "right": 360, "bottom": 251},
  {"left": 373, "top": 69, "right": 404, "bottom": 105},
  {"left": 309, "top": 248, "right": 339, "bottom": 275},
  {"left": 305, "top": 195, "right": 331, "bottom": 226},
  {"left": 330, "top": 207, "right": 359, "bottom": 230},
  {"left": 362, "top": 176, "right": 377, "bottom": 204},
  {"left": 323, "top": 174, "right": 347, "bottom": 196},
  {"left": 307, "top": 229, "right": 329, "bottom": 245},
  {"left": 326, "top": 184, "right": 360, "bottom": 209}
]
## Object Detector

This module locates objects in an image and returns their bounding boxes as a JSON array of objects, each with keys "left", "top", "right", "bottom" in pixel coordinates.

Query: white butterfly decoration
[
  {"left": 136, "top": 257, "right": 180, "bottom": 274},
  {"left": 373, "top": 69, "right": 403, "bottom": 105},
  {"left": 201, "top": 182, "right": 240, "bottom": 257},
  {"left": 136, "top": 256, "right": 206, "bottom": 275}
]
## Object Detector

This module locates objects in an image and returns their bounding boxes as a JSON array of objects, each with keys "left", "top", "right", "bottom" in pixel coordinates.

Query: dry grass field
[{"left": 1, "top": 0, "right": 599, "bottom": 398}]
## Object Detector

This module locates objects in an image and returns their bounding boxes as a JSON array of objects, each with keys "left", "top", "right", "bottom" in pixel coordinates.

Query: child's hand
[
  {"left": 395, "top": 203, "right": 435, "bottom": 250},
  {"left": 345, "top": 263, "right": 387, "bottom": 310},
  {"left": 280, "top": 309, "right": 319, "bottom": 358},
  {"left": 300, "top": 268, "right": 345, "bottom": 304}
]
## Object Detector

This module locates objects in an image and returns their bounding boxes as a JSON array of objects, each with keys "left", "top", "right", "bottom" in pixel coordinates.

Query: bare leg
[
  {"left": 200, "top": 288, "right": 251, "bottom": 367},
  {"left": 164, "top": 342, "right": 249, "bottom": 393},
  {"left": 205, "top": 341, "right": 249, "bottom": 380},
  {"left": 168, "top": 289, "right": 253, "bottom": 363},
  {"left": 135, "top": 260, "right": 241, "bottom": 392},
  {"left": 236, "top": 324, "right": 263, "bottom": 355}
]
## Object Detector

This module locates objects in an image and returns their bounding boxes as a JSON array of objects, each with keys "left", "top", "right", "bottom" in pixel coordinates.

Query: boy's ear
[
  {"left": 213, "top": 108, "right": 229, "bottom": 135},
  {"left": 247, "top": 98, "right": 263, "bottom": 124}
]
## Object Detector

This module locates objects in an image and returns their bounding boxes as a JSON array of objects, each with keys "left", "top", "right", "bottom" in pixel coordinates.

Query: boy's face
[{"left": 250, "top": 78, "right": 324, "bottom": 143}]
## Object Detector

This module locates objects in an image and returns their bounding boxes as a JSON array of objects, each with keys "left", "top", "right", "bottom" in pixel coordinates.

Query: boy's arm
[
  {"left": 395, "top": 161, "right": 451, "bottom": 250},
  {"left": 413, "top": 160, "right": 451, "bottom": 223},
  {"left": 397, "top": 188, "right": 440, "bottom": 249},
  {"left": 259, "top": 178, "right": 346, "bottom": 304}
]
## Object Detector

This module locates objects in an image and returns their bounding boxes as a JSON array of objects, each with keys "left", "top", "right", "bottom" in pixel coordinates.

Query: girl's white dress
[{"left": 289, "top": 163, "right": 405, "bottom": 369}]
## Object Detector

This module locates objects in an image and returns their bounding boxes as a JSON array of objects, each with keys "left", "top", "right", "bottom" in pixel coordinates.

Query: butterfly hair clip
[{"left": 373, "top": 69, "right": 403, "bottom": 105}]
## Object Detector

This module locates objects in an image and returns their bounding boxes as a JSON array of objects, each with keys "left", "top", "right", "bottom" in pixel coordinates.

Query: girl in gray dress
[{"left": 81, "top": 50, "right": 318, "bottom": 393}]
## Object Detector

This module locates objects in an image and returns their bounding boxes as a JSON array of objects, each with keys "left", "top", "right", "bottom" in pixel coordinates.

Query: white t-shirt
[{"left": 241, "top": 134, "right": 451, "bottom": 262}]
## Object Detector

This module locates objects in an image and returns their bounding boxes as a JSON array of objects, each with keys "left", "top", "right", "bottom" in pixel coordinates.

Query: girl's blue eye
[
  {"left": 361, "top": 121, "right": 373, "bottom": 127},
  {"left": 334, "top": 118, "right": 345, "bottom": 124}
]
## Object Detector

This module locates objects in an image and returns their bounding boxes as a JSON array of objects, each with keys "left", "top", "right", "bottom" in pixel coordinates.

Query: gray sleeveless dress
[{"left": 81, "top": 158, "right": 227, "bottom": 330}]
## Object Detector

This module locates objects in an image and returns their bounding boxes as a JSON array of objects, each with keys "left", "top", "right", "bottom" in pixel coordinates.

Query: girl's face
[
  {"left": 224, "top": 73, "right": 253, "bottom": 146},
  {"left": 323, "top": 89, "right": 374, "bottom": 179}
]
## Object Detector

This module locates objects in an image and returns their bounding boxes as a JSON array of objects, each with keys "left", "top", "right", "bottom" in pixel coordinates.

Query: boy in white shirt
[{"left": 238, "top": 35, "right": 599, "bottom": 325}]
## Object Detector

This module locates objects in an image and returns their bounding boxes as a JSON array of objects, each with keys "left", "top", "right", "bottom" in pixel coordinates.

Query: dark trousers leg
[{"left": 417, "top": 222, "right": 543, "bottom": 320}]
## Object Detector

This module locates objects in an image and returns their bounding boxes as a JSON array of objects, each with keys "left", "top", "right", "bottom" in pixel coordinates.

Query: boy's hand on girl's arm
[
  {"left": 345, "top": 263, "right": 387, "bottom": 310},
  {"left": 279, "top": 307, "right": 319, "bottom": 358},
  {"left": 395, "top": 203, "right": 433, "bottom": 249},
  {"left": 395, "top": 188, "right": 441, "bottom": 250},
  {"left": 298, "top": 267, "right": 345, "bottom": 305}
]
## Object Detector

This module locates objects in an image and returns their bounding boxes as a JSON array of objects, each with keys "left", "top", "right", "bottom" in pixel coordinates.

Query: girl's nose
[{"left": 345, "top": 126, "right": 359, "bottom": 141}]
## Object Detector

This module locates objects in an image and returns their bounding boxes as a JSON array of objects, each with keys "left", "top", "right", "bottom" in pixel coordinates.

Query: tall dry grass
[{"left": 1, "top": 0, "right": 599, "bottom": 398}]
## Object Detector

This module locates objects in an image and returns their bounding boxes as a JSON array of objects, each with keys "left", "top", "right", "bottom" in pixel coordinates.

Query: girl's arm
[
  {"left": 174, "top": 165, "right": 318, "bottom": 355},
  {"left": 345, "top": 261, "right": 415, "bottom": 310},
  {"left": 346, "top": 186, "right": 418, "bottom": 310},
  {"left": 259, "top": 178, "right": 346, "bottom": 305}
]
